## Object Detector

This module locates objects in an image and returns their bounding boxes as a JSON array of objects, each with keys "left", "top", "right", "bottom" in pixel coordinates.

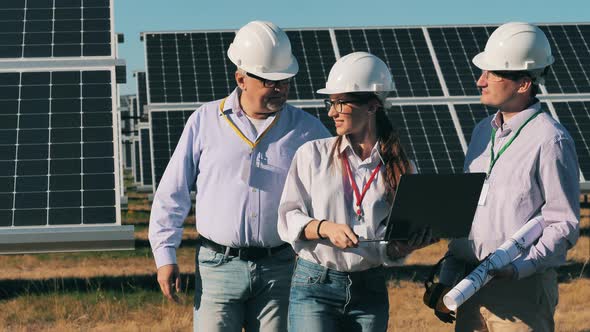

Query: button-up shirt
[
  {"left": 446, "top": 102, "right": 580, "bottom": 280},
  {"left": 278, "top": 136, "right": 415, "bottom": 272},
  {"left": 149, "top": 88, "right": 330, "bottom": 268}
]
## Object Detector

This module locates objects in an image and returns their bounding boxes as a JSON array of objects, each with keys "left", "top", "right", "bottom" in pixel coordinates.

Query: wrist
[{"left": 316, "top": 220, "right": 327, "bottom": 239}]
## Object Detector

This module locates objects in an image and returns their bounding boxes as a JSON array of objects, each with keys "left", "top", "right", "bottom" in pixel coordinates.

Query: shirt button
[
  {"left": 251, "top": 213, "right": 257, "bottom": 218},
  {"left": 252, "top": 188, "right": 257, "bottom": 192}
]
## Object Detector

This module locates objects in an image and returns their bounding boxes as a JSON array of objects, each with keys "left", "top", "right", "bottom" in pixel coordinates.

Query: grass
[
  {"left": 0, "top": 179, "right": 587, "bottom": 331},
  {"left": 1, "top": 279, "right": 588, "bottom": 331}
]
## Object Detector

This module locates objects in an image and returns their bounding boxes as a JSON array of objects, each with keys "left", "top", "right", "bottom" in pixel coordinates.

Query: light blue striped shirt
[{"left": 149, "top": 88, "right": 330, "bottom": 268}]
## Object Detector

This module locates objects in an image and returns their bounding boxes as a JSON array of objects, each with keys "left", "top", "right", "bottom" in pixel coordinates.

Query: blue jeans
[
  {"left": 288, "top": 258, "right": 389, "bottom": 332},
  {"left": 193, "top": 245, "right": 295, "bottom": 332}
]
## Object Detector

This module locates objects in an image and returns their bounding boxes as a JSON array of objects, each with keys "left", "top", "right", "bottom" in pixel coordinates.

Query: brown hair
[{"left": 329, "top": 92, "right": 411, "bottom": 201}]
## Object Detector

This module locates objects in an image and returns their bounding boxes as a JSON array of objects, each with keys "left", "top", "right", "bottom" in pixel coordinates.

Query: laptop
[{"left": 359, "top": 173, "right": 486, "bottom": 242}]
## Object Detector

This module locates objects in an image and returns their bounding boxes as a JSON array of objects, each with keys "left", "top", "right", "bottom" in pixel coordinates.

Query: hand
[
  {"left": 489, "top": 263, "right": 517, "bottom": 280},
  {"left": 434, "top": 309, "right": 456, "bottom": 324},
  {"left": 387, "top": 227, "right": 437, "bottom": 259},
  {"left": 157, "top": 264, "right": 181, "bottom": 303},
  {"left": 319, "top": 221, "right": 359, "bottom": 249}
]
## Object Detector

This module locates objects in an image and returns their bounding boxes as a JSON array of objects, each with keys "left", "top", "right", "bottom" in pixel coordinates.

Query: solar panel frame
[{"left": 0, "top": 67, "right": 122, "bottom": 227}]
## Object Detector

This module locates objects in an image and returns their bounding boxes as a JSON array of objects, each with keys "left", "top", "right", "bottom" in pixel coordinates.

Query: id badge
[{"left": 478, "top": 181, "right": 489, "bottom": 206}]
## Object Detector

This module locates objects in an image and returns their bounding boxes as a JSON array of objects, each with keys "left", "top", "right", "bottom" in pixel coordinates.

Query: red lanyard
[{"left": 341, "top": 150, "right": 382, "bottom": 217}]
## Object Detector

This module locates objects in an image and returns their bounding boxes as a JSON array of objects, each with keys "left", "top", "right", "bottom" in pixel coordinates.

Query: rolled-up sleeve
[
  {"left": 512, "top": 136, "right": 580, "bottom": 279},
  {"left": 277, "top": 143, "right": 315, "bottom": 251},
  {"left": 148, "top": 111, "right": 201, "bottom": 268}
]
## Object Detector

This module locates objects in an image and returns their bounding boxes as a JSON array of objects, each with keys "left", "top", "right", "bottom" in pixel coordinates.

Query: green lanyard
[{"left": 487, "top": 110, "right": 542, "bottom": 178}]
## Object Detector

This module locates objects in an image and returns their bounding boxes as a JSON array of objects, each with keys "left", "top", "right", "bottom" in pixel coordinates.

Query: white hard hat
[
  {"left": 472, "top": 22, "right": 554, "bottom": 71},
  {"left": 227, "top": 21, "right": 298, "bottom": 81},
  {"left": 317, "top": 52, "right": 395, "bottom": 95}
]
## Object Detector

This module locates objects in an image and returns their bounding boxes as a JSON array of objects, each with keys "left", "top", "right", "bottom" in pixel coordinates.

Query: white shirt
[
  {"left": 278, "top": 136, "right": 414, "bottom": 272},
  {"left": 443, "top": 102, "right": 579, "bottom": 281},
  {"left": 149, "top": 88, "right": 330, "bottom": 268}
]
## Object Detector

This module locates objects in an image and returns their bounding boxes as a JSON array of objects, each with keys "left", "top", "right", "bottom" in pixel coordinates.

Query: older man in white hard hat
[
  {"left": 434, "top": 22, "right": 580, "bottom": 331},
  {"left": 148, "top": 21, "right": 330, "bottom": 331}
]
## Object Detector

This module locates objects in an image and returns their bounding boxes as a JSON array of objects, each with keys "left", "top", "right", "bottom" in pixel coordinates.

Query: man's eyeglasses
[
  {"left": 323, "top": 99, "right": 368, "bottom": 113},
  {"left": 246, "top": 72, "right": 291, "bottom": 88},
  {"left": 481, "top": 70, "right": 531, "bottom": 82}
]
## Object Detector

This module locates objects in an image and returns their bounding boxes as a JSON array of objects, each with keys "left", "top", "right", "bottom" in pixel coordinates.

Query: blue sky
[{"left": 114, "top": 0, "right": 590, "bottom": 96}]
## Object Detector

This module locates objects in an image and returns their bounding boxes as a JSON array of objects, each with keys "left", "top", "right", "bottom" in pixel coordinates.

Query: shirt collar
[
  {"left": 339, "top": 135, "right": 383, "bottom": 165},
  {"left": 224, "top": 87, "right": 283, "bottom": 119},
  {"left": 221, "top": 88, "right": 242, "bottom": 114},
  {"left": 490, "top": 101, "right": 541, "bottom": 133}
]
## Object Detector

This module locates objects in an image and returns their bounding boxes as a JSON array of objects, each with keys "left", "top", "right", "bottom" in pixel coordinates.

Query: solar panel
[
  {"left": 286, "top": 30, "right": 335, "bottom": 100},
  {"left": 144, "top": 32, "right": 235, "bottom": 104},
  {"left": 453, "top": 103, "right": 497, "bottom": 142},
  {"left": 123, "top": 137, "right": 132, "bottom": 169},
  {"left": 0, "top": 0, "right": 112, "bottom": 59},
  {"left": 386, "top": 104, "right": 464, "bottom": 173},
  {"left": 135, "top": 71, "right": 148, "bottom": 119},
  {"left": 551, "top": 101, "right": 590, "bottom": 180},
  {"left": 149, "top": 109, "right": 194, "bottom": 191},
  {"left": 141, "top": 23, "right": 590, "bottom": 190},
  {"left": 335, "top": 28, "right": 443, "bottom": 97},
  {"left": 130, "top": 95, "right": 138, "bottom": 127},
  {"left": 427, "top": 26, "right": 492, "bottom": 96},
  {"left": 132, "top": 137, "right": 140, "bottom": 184},
  {"left": 428, "top": 24, "right": 590, "bottom": 96},
  {"left": 540, "top": 25, "right": 590, "bottom": 94},
  {"left": 0, "top": 70, "right": 117, "bottom": 227},
  {"left": 139, "top": 125, "right": 152, "bottom": 186},
  {"left": 300, "top": 106, "right": 334, "bottom": 136}
]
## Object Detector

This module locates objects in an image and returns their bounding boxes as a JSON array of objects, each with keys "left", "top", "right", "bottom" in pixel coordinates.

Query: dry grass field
[{"left": 0, "top": 176, "right": 588, "bottom": 331}]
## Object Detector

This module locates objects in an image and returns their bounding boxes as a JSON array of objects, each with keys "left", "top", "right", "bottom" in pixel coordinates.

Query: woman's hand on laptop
[{"left": 319, "top": 222, "right": 359, "bottom": 249}]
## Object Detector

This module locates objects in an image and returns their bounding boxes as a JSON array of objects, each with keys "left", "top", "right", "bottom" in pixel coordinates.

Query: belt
[{"left": 198, "top": 236, "right": 291, "bottom": 261}]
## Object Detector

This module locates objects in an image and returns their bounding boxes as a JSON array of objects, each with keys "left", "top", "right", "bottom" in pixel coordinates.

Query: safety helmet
[
  {"left": 317, "top": 52, "right": 395, "bottom": 97},
  {"left": 472, "top": 22, "right": 554, "bottom": 72},
  {"left": 227, "top": 21, "right": 298, "bottom": 81}
]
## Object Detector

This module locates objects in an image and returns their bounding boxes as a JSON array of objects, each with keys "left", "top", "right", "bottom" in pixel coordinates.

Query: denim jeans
[
  {"left": 193, "top": 245, "right": 295, "bottom": 332},
  {"left": 288, "top": 258, "right": 389, "bottom": 332}
]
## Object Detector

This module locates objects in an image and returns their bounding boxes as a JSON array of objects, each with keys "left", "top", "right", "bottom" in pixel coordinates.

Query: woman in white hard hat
[{"left": 277, "top": 52, "right": 432, "bottom": 331}]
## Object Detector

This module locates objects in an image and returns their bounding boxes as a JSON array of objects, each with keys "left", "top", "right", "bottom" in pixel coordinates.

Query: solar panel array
[
  {"left": 0, "top": 0, "right": 112, "bottom": 59},
  {"left": 142, "top": 23, "right": 590, "bottom": 191},
  {"left": 335, "top": 28, "right": 443, "bottom": 97},
  {"left": 0, "top": 0, "right": 133, "bottom": 253},
  {"left": 0, "top": 70, "right": 117, "bottom": 226}
]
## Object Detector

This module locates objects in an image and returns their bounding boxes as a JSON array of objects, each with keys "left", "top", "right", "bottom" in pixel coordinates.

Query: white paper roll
[{"left": 443, "top": 216, "right": 545, "bottom": 311}]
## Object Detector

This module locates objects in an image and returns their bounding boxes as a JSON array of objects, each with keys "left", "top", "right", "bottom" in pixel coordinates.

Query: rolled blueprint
[{"left": 442, "top": 216, "right": 545, "bottom": 311}]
